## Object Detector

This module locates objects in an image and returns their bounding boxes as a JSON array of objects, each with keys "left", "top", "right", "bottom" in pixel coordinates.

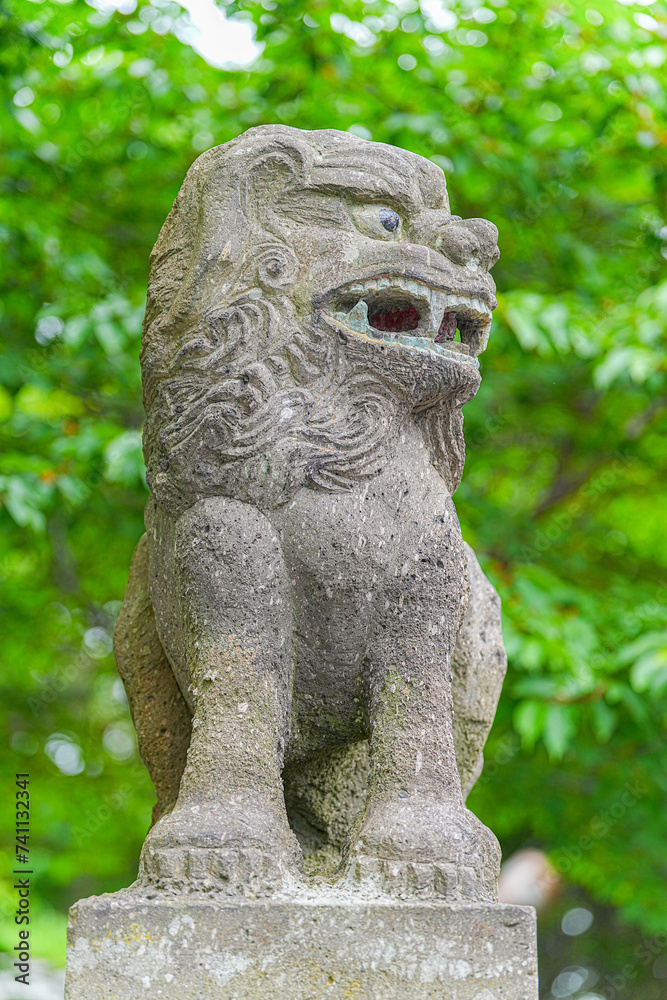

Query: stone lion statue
[{"left": 115, "top": 125, "right": 506, "bottom": 903}]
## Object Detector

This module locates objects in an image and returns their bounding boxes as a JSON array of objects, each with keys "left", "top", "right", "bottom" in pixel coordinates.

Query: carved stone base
[{"left": 65, "top": 890, "right": 538, "bottom": 1000}]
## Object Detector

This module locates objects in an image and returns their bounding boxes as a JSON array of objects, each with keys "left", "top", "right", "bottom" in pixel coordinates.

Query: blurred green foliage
[{"left": 1, "top": 0, "right": 666, "bottom": 986}]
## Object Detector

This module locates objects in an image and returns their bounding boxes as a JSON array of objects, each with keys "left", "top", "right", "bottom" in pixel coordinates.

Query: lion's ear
[{"left": 241, "top": 141, "right": 309, "bottom": 223}]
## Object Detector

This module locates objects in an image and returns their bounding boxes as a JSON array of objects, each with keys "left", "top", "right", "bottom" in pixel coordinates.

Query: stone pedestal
[{"left": 65, "top": 891, "right": 538, "bottom": 1000}]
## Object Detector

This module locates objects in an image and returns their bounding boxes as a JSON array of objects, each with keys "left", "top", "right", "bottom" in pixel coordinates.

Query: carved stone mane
[{"left": 141, "top": 126, "right": 474, "bottom": 516}]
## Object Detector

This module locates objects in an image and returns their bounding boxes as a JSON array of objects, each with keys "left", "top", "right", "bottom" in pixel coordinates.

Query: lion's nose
[
  {"left": 438, "top": 218, "right": 499, "bottom": 271},
  {"left": 414, "top": 213, "right": 500, "bottom": 272}
]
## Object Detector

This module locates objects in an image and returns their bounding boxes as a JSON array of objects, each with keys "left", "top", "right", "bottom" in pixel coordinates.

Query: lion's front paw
[
  {"left": 345, "top": 796, "right": 500, "bottom": 902},
  {"left": 347, "top": 855, "right": 493, "bottom": 902},
  {"left": 140, "top": 791, "right": 302, "bottom": 894},
  {"left": 141, "top": 844, "right": 292, "bottom": 895}
]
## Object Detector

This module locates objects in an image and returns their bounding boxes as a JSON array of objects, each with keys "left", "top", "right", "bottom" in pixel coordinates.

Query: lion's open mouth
[{"left": 323, "top": 277, "right": 492, "bottom": 363}]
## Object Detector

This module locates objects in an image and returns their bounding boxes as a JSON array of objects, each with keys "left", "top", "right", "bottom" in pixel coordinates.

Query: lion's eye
[
  {"left": 379, "top": 209, "right": 400, "bottom": 232},
  {"left": 349, "top": 204, "right": 402, "bottom": 241}
]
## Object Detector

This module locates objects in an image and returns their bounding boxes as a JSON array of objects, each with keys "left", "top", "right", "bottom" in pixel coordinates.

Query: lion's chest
[
  {"left": 272, "top": 453, "right": 467, "bottom": 750},
  {"left": 274, "top": 463, "right": 467, "bottom": 757}
]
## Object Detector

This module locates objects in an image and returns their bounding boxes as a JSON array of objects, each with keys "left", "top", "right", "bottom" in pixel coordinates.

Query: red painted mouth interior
[
  {"left": 368, "top": 304, "right": 420, "bottom": 333},
  {"left": 435, "top": 312, "right": 457, "bottom": 343},
  {"left": 365, "top": 303, "right": 461, "bottom": 342}
]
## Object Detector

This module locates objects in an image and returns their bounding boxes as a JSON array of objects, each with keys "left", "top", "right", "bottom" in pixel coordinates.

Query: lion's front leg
[
  {"left": 141, "top": 497, "right": 301, "bottom": 893},
  {"left": 347, "top": 500, "right": 500, "bottom": 902}
]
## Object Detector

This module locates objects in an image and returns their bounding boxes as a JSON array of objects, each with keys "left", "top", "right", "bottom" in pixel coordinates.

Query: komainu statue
[{"left": 115, "top": 125, "right": 507, "bottom": 904}]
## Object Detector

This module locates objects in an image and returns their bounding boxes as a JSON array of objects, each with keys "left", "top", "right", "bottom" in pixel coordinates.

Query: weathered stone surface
[
  {"left": 114, "top": 535, "right": 191, "bottom": 826},
  {"left": 112, "top": 125, "right": 507, "bottom": 901},
  {"left": 65, "top": 892, "right": 538, "bottom": 1000},
  {"left": 66, "top": 125, "right": 537, "bottom": 1000}
]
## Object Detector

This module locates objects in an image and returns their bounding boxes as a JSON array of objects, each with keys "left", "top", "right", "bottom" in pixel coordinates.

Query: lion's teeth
[
  {"left": 443, "top": 293, "right": 492, "bottom": 320},
  {"left": 327, "top": 304, "right": 481, "bottom": 367},
  {"left": 330, "top": 280, "right": 492, "bottom": 354},
  {"left": 338, "top": 283, "right": 491, "bottom": 318},
  {"left": 334, "top": 299, "right": 376, "bottom": 337},
  {"left": 430, "top": 290, "right": 447, "bottom": 335}
]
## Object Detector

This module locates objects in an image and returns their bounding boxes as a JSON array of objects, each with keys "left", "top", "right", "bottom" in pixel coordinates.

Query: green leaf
[
  {"left": 0, "top": 475, "right": 49, "bottom": 531},
  {"left": 630, "top": 650, "right": 667, "bottom": 695},
  {"left": 103, "top": 431, "right": 146, "bottom": 486},
  {"left": 542, "top": 704, "right": 576, "bottom": 761},
  {"left": 14, "top": 385, "right": 84, "bottom": 422},
  {"left": 513, "top": 700, "right": 546, "bottom": 750},
  {"left": 591, "top": 700, "right": 617, "bottom": 744},
  {"left": 0, "top": 385, "right": 13, "bottom": 421}
]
